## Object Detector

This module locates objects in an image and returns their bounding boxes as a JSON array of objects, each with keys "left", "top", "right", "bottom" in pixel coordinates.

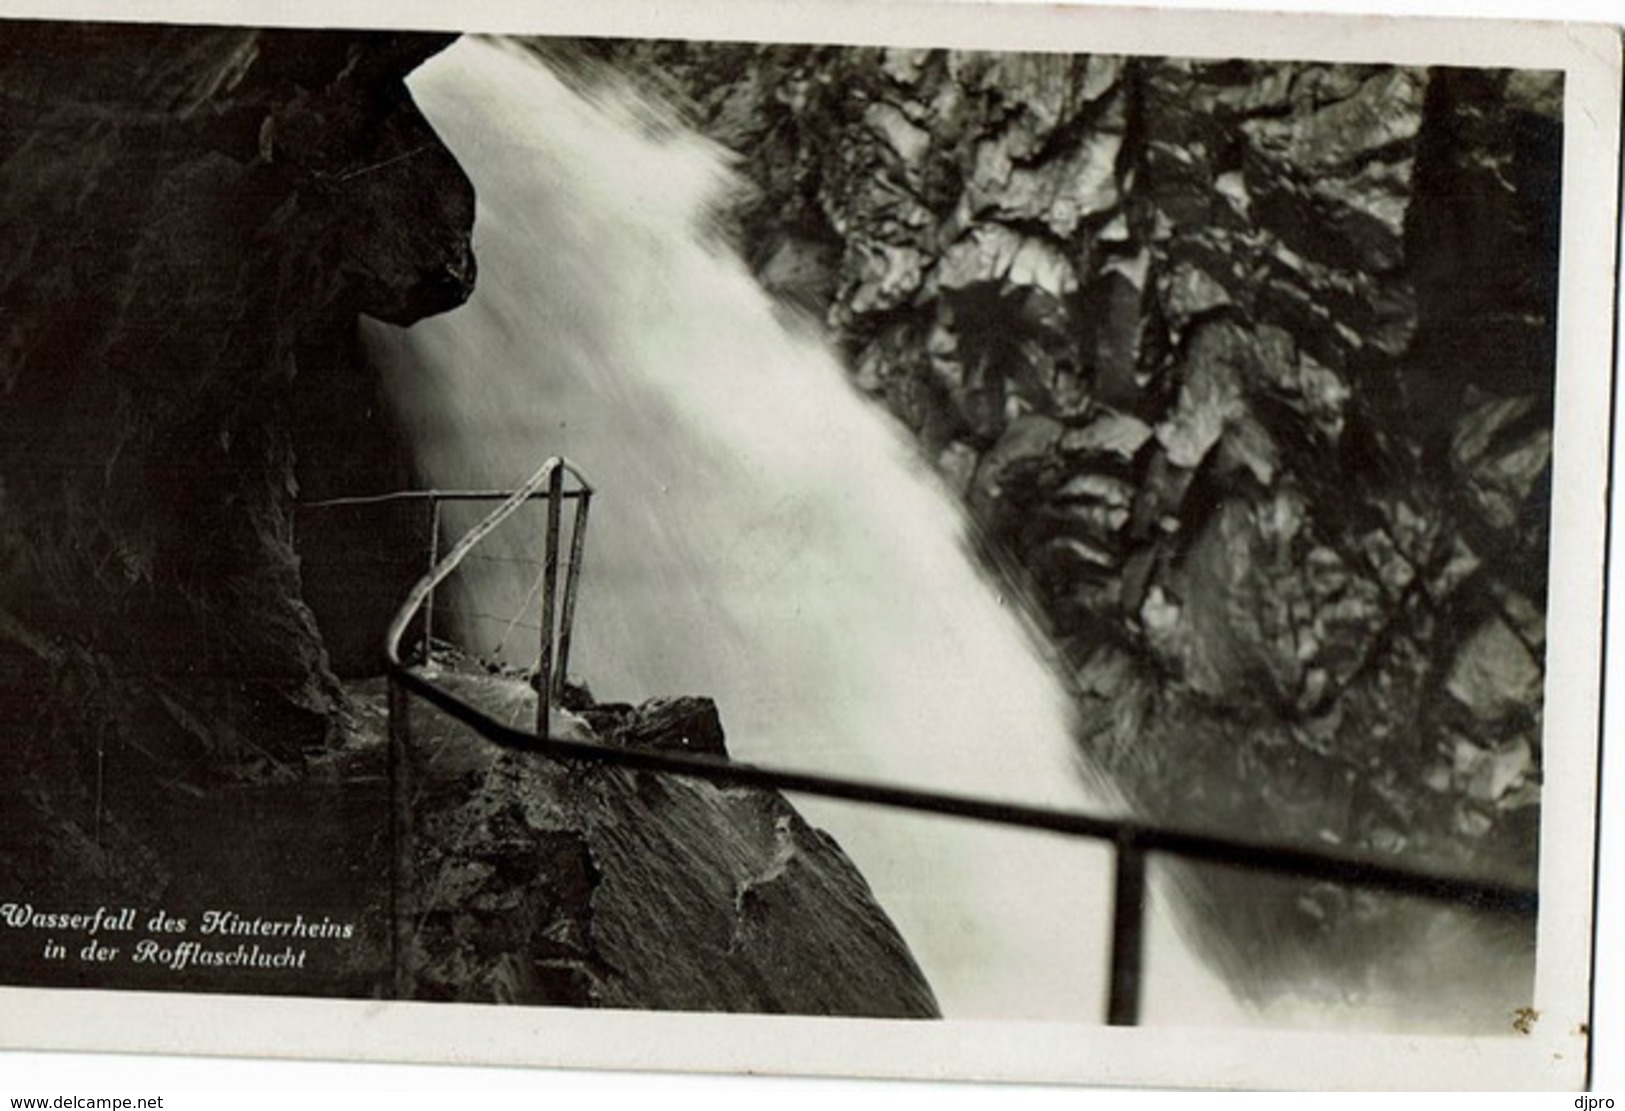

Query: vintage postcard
[{"left": 0, "top": 0, "right": 1618, "bottom": 1091}]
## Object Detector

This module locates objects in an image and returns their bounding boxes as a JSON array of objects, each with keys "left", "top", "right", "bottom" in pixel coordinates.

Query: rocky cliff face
[
  {"left": 407, "top": 669, "right": 938, "bottom": 1017},
  {"left": 0, "top": 20, "right": 477, "bottom": 907},
  {"left": 0, "top": 22, "right": 475, "bottom": 773},
  {"left": 553, "top": 41, "right": 1559, "bottom": 997}
]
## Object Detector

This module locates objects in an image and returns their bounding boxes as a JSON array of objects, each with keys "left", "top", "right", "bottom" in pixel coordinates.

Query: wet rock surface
[
  {"left": 404, "top": 665, "right": 939, "bottom": 1017},
  {"left": 557, "top": 41, "right": 1559, "bottom": 1002}
]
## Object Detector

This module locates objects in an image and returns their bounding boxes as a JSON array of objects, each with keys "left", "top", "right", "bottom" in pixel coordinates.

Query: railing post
[
  {"left": 553, "top": 489, "right": 591, "bottom": 703},
  {"left": 1106, "top": 840, "right": 1147, "bottom": 1026},
  {"left": 386, "top": 671, "right": 417, "bottom": 1000},
  {"left": 423, "top": 496, "right": 441, "bottom": 662},
  {"left": 536, "top": 464, "right": 565, "bottom": 738}
]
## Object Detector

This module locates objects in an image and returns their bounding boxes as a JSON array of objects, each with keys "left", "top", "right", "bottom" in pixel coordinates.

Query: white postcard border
[{"left": 0, "top": 0, "right": 1616, "bottom": 1091}]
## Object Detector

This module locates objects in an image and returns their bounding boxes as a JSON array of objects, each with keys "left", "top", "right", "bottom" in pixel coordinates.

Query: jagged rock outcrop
[
  {"left": 556, "top": 41, "right": 1559, "bottom": 998},
  {"left": 0, "top": 22, "right": 475, "bottom": 903},
  {"left": 408, "top": 671, "right": 939, "bottom": 1016}
]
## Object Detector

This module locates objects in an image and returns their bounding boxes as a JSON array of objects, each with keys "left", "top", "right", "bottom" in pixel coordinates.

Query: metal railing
[
  {"left": 299, "top": 468, "right": 593, "bottom": 708},
  {"left": 371, "top": 457, "right": 1538, "bottom": 1023}
]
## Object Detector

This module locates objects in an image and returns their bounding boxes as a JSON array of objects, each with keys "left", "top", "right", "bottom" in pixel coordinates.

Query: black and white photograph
[{"left": 0, "top": 0, "right": 1618, "bottom": 1093}]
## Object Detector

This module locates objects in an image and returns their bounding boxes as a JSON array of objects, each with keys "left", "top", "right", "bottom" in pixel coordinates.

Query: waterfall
[{"left": 364, "top": 35, "right": 1241, "bottom": 1024}]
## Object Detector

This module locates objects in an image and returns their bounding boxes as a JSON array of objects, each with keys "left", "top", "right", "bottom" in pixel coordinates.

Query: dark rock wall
[
  {"left": 288, "top": 322, "right": 429, "bottom": 679},
  {"left": 0, "top": 22, "right": 474, "bottom": 897},
  {"left": 551, "top": 41, "right": 1560, "bottom": 993}
]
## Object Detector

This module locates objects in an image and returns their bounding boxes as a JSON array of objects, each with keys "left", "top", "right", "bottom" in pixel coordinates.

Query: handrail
[
  {"left": 377, "top": 457, "right": 1539, "bottom": 1023},
  {"left": 379, "top": 455, "right": 593, "bottom": 1000},
  {"left": 385, "top": 659, "right": 1538, "bottom": 913},
  {"left": 383, "top": 457, "right": 593, "bottom": 672},
  {"left": 303, "top": 486, "right": 592, "bottom": 509}
]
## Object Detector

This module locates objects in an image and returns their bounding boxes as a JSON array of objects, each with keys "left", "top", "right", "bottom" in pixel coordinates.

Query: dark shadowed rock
[
  {"left": 597, "top": 695, "right": 730, "bottom": 757},
  {"left": 0, "top": 22, "right": 473, "bottom": 909}
]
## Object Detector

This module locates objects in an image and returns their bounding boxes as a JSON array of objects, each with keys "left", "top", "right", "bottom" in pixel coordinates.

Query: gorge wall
[
  {"left": 0, "top": 21, "right": 476, "bottom": 906},
  {"left": 548, "top": 40, "right": 1560, "bottom": 996}
]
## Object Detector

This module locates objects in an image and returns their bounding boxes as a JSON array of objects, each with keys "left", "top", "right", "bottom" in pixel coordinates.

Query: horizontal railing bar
[
  {"left": 385, "top": 459, "right": 584, "bottom": 663},
  {"left": 301, "top": 483, "right": 592, "bottom": 510},
  {"left": 437, "top": 605, "right": 544, "bottom": 626},
  {"left": 383, "top": 658, "right": 1538, "bottom": 919},
  {"left": 460, "top": 554, "right": 550, "bottom": 566}
]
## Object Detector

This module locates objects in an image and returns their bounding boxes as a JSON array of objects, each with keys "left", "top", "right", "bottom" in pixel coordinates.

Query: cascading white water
[{"left": 365, "top": 36, "right": 1242, "bottom": 1024}]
